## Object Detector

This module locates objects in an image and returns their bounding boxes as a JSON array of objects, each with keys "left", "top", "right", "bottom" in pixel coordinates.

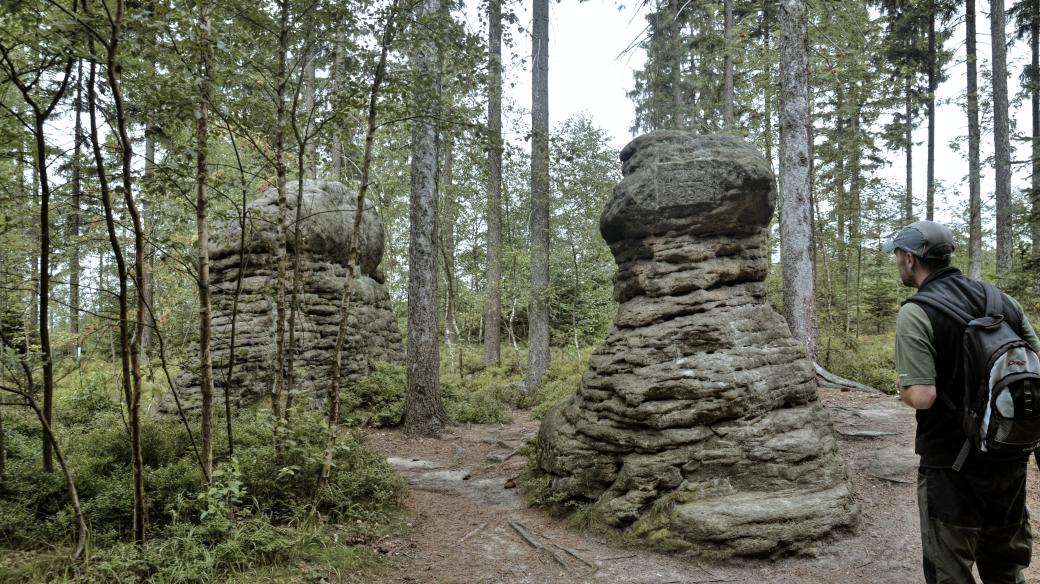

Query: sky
[{"left": 475, "top": 1, "right": 1037, "bottom": 241}]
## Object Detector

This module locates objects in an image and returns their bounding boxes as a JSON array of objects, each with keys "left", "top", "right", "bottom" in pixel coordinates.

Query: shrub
[
  {"left": 341, "top": 361, "right": 405, "bottom": 427},
  {"left": 820, "top": 332, "right": 899, "bottom": 394}
]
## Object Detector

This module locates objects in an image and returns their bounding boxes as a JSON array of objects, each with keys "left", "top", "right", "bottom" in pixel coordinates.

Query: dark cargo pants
[{"left": 917, "top": 461, "right": 1032, "bottom": 584}]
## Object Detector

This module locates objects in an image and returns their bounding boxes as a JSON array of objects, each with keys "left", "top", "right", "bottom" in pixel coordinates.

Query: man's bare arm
[{"left": 900, "top": 384, "right": 936, "bottom": 410}]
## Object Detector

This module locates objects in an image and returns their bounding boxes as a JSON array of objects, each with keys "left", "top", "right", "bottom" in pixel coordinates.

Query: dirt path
[{"left": 364, "top": 388, "right": 1040, "bottom": 583}]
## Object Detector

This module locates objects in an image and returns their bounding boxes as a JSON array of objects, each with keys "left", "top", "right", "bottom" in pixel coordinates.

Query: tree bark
[
  {"left": 904, "top": 75, "right": 914, "bottom": 223},
  {"left": 195, "top": 3, "right": 215, "bottom": 482},
  {"left": 403, "top": 0, "right": 448, "bottom": 436},
  {"left": 70, "top": 61, "right": 82, "bottom": 361},
  {"left": 106, "top": 1, "right": 149, "bottom": 543},
  {"left": 271, "top": 0, "right": 291, "bottom": 448},
  {"left": 967, "top": 0, "right": 983, "bottom": 279},
  {"left": 762, "top": 0, "right": 773, "bottom": 167},
  {"left": 723, "top": 0, "right": 734, "bottom": 129},
  {"left": 484, "top": 0, "right": 503, "bottom": 368},
  {"left": 779, "top": 0, "right": 817, "bottom": 360},
  {"left": 670, "top": 0, "right": 683, "bottom": 128},
  {"left": 441, "top": 134, "right": 459, "bottom": 347},
  {"left": 926, "top": 1, "right": 936, "bottom": 221},
  {"left": 1031, "top": 0, "right": 1040, "bottom": 272},
  {"left": 993, "top": 0, "right": 1014, "bottom": 277},
  {"left": 528, "top": 0, "right": 551, "bottom": 392}
]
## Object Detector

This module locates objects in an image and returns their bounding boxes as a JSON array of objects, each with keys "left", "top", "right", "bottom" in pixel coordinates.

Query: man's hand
[{"left": 900, "top": 384, "right": 937, "bottom": 409}]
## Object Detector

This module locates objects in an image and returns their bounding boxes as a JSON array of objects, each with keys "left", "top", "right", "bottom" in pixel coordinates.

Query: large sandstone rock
[
  {"left": 536, "top": 132, "right": 857, "bottom": 556},
  {"left": 160, "top": 180, "right": 403, "bottom": 413}
]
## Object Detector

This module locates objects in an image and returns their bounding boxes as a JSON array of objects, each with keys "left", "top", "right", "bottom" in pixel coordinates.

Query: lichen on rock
[
  {"left": 160, "top": 180, "right": 403, "bottom": 414},
  {"left": 535, "top": 131, "right": 858, "bottom": 556}
]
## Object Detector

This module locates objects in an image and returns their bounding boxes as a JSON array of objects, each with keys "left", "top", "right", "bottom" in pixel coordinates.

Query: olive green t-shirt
[{"left": 895, "top": 297, "right": 1040, "bottom": 387}]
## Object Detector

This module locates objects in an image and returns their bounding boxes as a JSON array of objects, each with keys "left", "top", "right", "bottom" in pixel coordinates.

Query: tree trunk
[
  {"left": 5, "top": 53, "right": 77, "bottom": 474},
  {"left": 762, "top": 0, "right": 773, "bottom": 167},
  {"left": 34, "top": 118, "right": 54, "bottom": 475},
  {"left": 106, "top": 3, "right": 149, "bottom": 543},
  {"left": 195, "top": 5, "right": 215, "bottom": 482},
  {"left": 303, "top": 54, "right": 317, "bottom": 180},
  {"left": 926, "top": 2, "right": 936, "bottom": 221},
  {"left": 441, "top": 134, "right": 459, "bottom": 347},
  {"left": 967, "top": 0, "right": 983, "bottom": 279},
  {"left": 403, "top": 0, "right": 448, "bottom": 437},
  {"left": 904, "top": 75, "right": 914, "bottom": 223},
  {"left": 1031, "top": 0, "right": 1040, "bottom": 273},
  {"left": 528, "top": 0, "right": 551, "bottom": 392},
  {"left": 779, "top": 0, "right": 817, "bottom": 360},
  {"left": 570, "top": 240, "right": 580, "bottom": 362},
  {"left": 70, "top": 61, "right": 82, "bottom": 361},
  {"left": 88, "top": 41, "right": 145, "bottom": 544},
  {"left": 993, "top": 0, "right": 1013, "bottom": 277},
  {"left": 140, "top": 123, "right": 155, "bottom": 363},
  {"left": 271, "top": 0, "right": 291, "bottom": 446},
  {"left": 484, "top": 0, "right": 503, "bottom": 368},
  {"left": 723, "top": 0, "right": 734, "bottom": 129},
  {"left": 670, "top": 0, "right": 683, "bottom": 128}
]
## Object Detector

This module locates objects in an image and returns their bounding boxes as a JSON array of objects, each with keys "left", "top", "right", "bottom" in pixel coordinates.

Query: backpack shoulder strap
[
  {"left": 905, "top": 290, "right": 972, "bottom": 327},
  {"left": 981, "top": 282, "right": 1003, "bottom": 318}
]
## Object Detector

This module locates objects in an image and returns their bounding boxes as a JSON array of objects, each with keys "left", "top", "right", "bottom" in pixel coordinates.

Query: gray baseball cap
[{"left": 883, "top": 220, "right": 955, "bottom": 258}]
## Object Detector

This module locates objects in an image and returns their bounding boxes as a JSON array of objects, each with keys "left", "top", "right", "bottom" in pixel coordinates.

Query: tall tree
[
  {"left": 1011, "top": 0, "right": 1040, "bottom": 272},
  {"left": 669, "top": 0, "right": 683, "bottom": 128},
  {"left": 403, "top": 0, "right": 448, "bottom": 436},
  {"left": 528, "top": 0, "right": 551, "bottom": 392},
  {"left": 0, "top": 10, "right": 75, "bottom": 474},
  {"left": 724, "top": 0, "right": 735, "bottom": 129},
  {"left": 484, "top": 0, "right": 503, "bottom": 367},
  {"left": 193, "top": 0, "right": 215, "bottom": 482},
  {"left": 967, "top": 0, "right": 984, "bottom": 279},
  {"left": 780, "top": 0, "right": 817, "bottom": 360},
  {"left": 993, "top": 0, "right": 1014, "bottom": 277},
  {"left": 69, "top": 61, "right": 83, "bottom": 361},
  {"left": 926, "top": 0, "right": 937, "bottom": 220}
]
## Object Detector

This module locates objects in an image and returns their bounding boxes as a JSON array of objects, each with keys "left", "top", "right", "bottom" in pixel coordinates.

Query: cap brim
[{"left": 882, "top": 240, "right": 897, "bottom": 253}]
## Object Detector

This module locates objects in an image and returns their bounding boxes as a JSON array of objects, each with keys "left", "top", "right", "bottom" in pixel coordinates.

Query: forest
[{"left": 1, "top": 0, "right": 1039, "bottom": 581}]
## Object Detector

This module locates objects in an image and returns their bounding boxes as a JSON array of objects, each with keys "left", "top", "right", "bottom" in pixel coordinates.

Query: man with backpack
[{"left": 887, "top": 220, "right": 1040, "bottom": 583}]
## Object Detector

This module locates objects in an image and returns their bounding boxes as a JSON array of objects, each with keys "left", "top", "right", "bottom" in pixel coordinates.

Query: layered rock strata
[
  {"left": 160, "top": 180, "right": 403, "bottom": 413},
  {"left": 537, "top": 132, "right": 857, "bottom": 556}
]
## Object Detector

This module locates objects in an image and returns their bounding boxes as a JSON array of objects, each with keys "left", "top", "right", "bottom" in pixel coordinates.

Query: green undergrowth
[
  {"left": 0, "top": 363, "right": 404, "bottom": 583},
  {"left": 340, "top": 345, "right": 592, "bottom": 427},
  {"left": 819, "top": 331, "right": 899, "bottom": 394}
]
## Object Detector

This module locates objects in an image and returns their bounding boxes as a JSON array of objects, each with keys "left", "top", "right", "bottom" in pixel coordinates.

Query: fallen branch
[
  {"left": 457, "top": 522, "right": 488, "bottom": 545},
  {"left": 814, "top": 362, "right": 884, "bottom": 394},
  {"left": 509, "top": 521, "right": 567, "bottom": 568}
]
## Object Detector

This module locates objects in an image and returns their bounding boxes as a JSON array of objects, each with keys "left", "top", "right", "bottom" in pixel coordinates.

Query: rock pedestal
[
  {"left": 536, "top": 132, "right": 857, "bottom": 556},
  {"left": 160, "top": 180, "right": 403, "bottom": 413}
]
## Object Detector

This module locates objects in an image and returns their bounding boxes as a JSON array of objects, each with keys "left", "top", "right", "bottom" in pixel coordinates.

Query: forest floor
[{"left": 362, "top": 386, "right": 1040, "bottom": 584}]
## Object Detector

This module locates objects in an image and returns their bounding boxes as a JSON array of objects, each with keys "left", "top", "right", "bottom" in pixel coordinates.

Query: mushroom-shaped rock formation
[
  {"left": 536, "top": 132, "right": 858, "bottom": 556},
  {"left": 160, "top": 180, "right": 403, "bottom": 413}
]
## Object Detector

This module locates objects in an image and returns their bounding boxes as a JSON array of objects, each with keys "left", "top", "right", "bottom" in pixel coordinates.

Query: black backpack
[{"left": 908, "top": 282, "right": 1040, "bottom": 471}]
